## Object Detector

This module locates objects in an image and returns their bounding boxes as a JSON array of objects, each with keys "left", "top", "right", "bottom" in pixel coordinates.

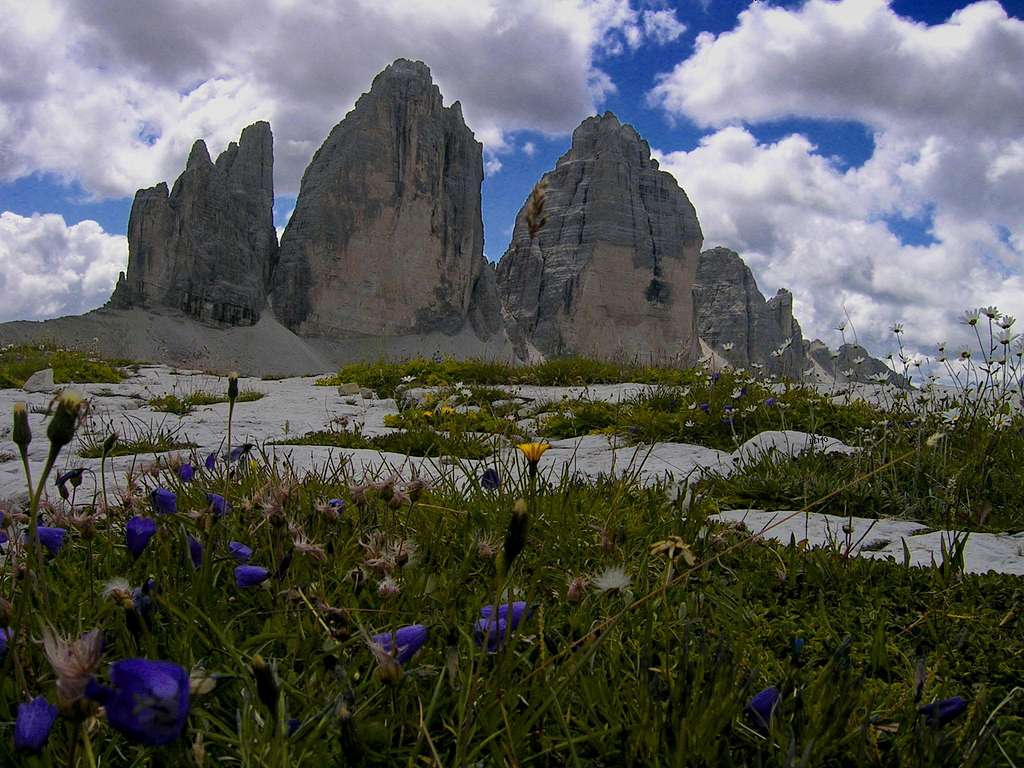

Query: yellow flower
[
  {"left": 516, "top": 442, "right": 551, "bottom": 464},
  {"left": 439, "top": 406, "right": 456, "bottom": 415},
  {"left": 650, "top": 535, "right": 696, "bottom": 566},
  {"left": 422, "top": 410, "right": 434, "bottom": 418}
]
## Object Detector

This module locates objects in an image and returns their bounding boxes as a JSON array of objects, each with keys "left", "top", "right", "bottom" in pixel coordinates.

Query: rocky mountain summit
[
  {"left": 271, "top": 59, "right": 502, "bottom": 340},
  {"left": 496, "top": 112, "right": 703, "bottom": 362},
  {"left": 3, "top": 59, "right": 898, "bottom": 381},
  {"left": 109, "top": 121, "right": 277, "bottom": 326}
]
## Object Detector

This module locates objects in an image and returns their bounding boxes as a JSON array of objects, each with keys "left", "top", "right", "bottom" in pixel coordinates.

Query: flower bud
[
  {"left": 503, "top": 501, "right": 529, "bottom": 568},
  {"left": 251, "top": 655, "right": 281, "bottom": 714},
  {"left": 227, "top": 372, "right": 239, "bottom": 403},
  {"left": 102, "top": 433, "right": 118, "bottom": 456},
  {"left": 13, "top": 402, "right": 31, "bottom": 452},
  {"left": 47, "top": 391, "right": 86, "bottom": 451}
]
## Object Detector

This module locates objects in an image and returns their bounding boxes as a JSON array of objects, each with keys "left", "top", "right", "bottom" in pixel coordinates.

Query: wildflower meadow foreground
[{"left": 0, "top": 336, "right": 1022, "bottom": 766}]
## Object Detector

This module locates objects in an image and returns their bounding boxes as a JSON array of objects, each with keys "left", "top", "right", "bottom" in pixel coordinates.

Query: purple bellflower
[
  {"left": 235, "top": 565, "right": 270, "bottom": 588},
  {"left": 919, "top": 696, "right": 967, "bottom": 727},
  {"left": 371, "top": 624, "right": 429, "bottom": 665},
  {"left": 150, "top": 488, "right": 176, "bottom": 515},
  {"left": 188, "top": 536, "right": 203, "bottom": 569},
  {"left": 86, "top": 659, "right": 189, "bottom": 746},
  {"left": 480, "top": 468, "right": 500, "bottom": 490},
  {"left": 125, "top": 516, "right": 158, "bottom": 559},
  {"left": 28, "top": 527, "right": 66, "bottom": 555},
  {"left": 14, "top": 696, "right": 58, "bottom": 754},
  {"left": 206, "top": 493, "right": 229, "bottom": 517},
  {"left": 228, "top": 541, "right": 253, "bottom": 563},
  {"left": 474, "top": 601, "right": 530, "bottom": 652},
  {"left": 745, "top": 686, "right": 780, "bottom": 734},
  {"left": 55, "top": 467, "right": 86, "bottom": 499}
]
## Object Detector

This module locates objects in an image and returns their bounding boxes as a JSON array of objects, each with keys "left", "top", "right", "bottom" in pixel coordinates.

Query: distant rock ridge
[
  {"left": 693, "top": 247, "right": 806, "bottom": 374},
  {"left": 806, "top": 339, "right": 906, "bottom": 386},
  {"left": 86, "top": 59, "right": 901, "bottom": 382},
  {"left": 496, "top": 111, "right": 703, "bottom": 363},
  {"left": 271, "top": 58, "right": 502, "bottom": 340},
  {"left": 109, "top": 121, "right": 277, "bottom": 326}
]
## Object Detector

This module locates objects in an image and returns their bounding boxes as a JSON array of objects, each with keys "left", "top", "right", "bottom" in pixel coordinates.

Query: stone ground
[{"left": 1, "top": 365, "right": 1020, "bottom": 575}]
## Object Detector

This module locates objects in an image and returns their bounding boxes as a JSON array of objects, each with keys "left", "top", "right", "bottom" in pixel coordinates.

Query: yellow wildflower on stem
[{"left": 516, "top": 442, "right": 550, "bottom": 478}]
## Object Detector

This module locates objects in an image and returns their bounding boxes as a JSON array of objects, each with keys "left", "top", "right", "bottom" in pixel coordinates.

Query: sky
[{"left": 1, "top": 0, "right": 1022, "bottom": 365}]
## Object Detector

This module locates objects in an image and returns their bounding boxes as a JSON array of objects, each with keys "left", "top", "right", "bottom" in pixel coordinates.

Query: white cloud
[
  {"left": 0, "top": 212, "right": 126, "bottom": 322},
  {"left": 648, "top": 0, "right": 1024, "bottom": 139},
  {"left": 641, "top": 9, "right": 687, "bottom": 44},
  {"left": 655, "top": 127, "right": 1024, "bottom": 360},
  {"left": 484, "top": 155, "right": 504, "bottom": 176},
  {"left": 646, "top": 0, "right": 1024, "bottom": 359},
  {"left": 522, "top": 141, "right": 537, "bottom": 157},
  {"left": 0, "top": 0, "right": 666, "bottom": 200}
]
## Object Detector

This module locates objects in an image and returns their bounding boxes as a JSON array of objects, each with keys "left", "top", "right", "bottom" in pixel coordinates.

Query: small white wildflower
[
  {"left": 853, "top": 356, "right": 865, "bottom": 365},
  {"left": 835, "top": 321, "right": 847, "bottom": 332},
  {"left": 999, "top": 314, "right": 1015, "bottom": 329},
  {"left": 998, "top": 329, "right": 1018, "bottom": 346},
  {"left": 982, "top": 306, "right": 1000, "bottom": 319},
  {"left": 891, "top": 323, "right": 904, "bottom": 334},
  {"left": 721, "top": 342, "right": 734, "bottom": 352},
  {"left": 959, "top": 308, "right": 981, "bottom": 326},
  {"left": 841, "top": 369, "right": 854, "bottom": 377},
  {"left": 992, "top": 413, "right": 1013, "bottom": 430},
  {"left": 593, "top": 566, "right": 631, "bottom": 593},
  {"left": 400, "top": 375, "right": 415, "bottom": 383}
]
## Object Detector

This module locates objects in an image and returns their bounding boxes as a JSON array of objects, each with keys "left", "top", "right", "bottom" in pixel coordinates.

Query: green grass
[
  {"left": 77, "top": 415, "right": 196, "bottom": 458},
  {"left": 537, "top": 368, "right": 880, "bottom": 446},
  {"left": 0, "top": 343, "right": 130, "bottom": 388},
  {"left": 698, "top": 412, "right": 1024, "bottom": 531},
  {"left": 274, "top": 426, "right": 494, "bottom": 460},
  {"left": 150, "top": 389, "right": 264, "bottom": 415},
  {"left": 3, "top": 340, "right": 1023, "bottom": 765},
  {"left": 0, "top": 454, "right": 1019, "bottom": 765},
  {"left": 316, "top": 356, "right": 703, "bottom": 399}
]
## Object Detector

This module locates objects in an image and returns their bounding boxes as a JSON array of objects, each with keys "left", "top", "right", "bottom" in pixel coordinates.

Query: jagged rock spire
[
  {"left": 109, "top": 121, "right": 277, "bottom": 326},
  {"left": 270, "top": 58, "right": 502, "bottom": 339}
]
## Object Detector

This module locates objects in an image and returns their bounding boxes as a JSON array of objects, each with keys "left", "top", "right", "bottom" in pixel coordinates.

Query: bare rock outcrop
[
  {"left": 109, "top": 121, "right": 277, "bottom": 326},
  {"left": 806, "top": 340, "right": 905, "bottom": 385},
  {"left": 271, "top": 59, "right": 502, "bottom": 340},
  {"left": 496, "top": 112, "right": 703, "bottom": 362},
  {"left": 694, "top": 247, "right": 806, "bottom": 374}
]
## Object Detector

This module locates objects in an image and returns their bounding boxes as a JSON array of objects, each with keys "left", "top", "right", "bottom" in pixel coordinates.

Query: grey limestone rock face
[
  {"left": 496, "top": 112, "right": 703, "bottom": 362},
  {"left": 271, "top": 59, "right": 502, "bottom": 340},
  {"left": 22, "top": 368, "right": 55, "bottom": 393},
  {"left": 693, "top": 247, "right": 806, "bottom": 374},
  {"left": 109, "top": 122, "right": 277, "bottom": 326},
  {"left": 806, "top": 340, "right": 905, "bottom": 385}
]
